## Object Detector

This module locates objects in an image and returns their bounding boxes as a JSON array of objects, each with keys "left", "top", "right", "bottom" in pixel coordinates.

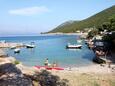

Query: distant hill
[{"left": 49, "top": 5, "right": 115, "bottom": 33}]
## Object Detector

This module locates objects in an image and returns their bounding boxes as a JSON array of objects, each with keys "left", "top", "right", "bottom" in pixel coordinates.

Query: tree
[
  {"left": 87, "top": 28, "right": 98, "bottom": 38},
  {"left": 109, "top": 15, "right": 115, "bottom": 31}
]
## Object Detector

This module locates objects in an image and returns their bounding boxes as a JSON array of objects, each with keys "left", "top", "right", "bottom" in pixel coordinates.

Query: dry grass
[{"left": 52, "top": 71, "right": 115, "bottom": 86}]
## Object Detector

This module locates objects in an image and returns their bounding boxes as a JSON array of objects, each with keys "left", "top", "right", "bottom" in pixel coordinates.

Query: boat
[
  {"left": 35, "top": 66, "right": 64, "bottom": 70},
  {"left": 26, "top": 42, "right": 35, "bottom": 48},
  {"left": 26, "top": 44, "right": 35, "bottom": 48},
  {"left": 66, "top": 43, "right": 82, "bottom": 49},
  {"left": 14, "top": 48, "right": 20, "bottom": 53},
  {"left": 10, "top": 46, "right": 16, "bottom": 49}
]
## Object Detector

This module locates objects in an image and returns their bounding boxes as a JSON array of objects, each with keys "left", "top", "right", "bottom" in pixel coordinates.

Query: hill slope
[{"left": 49, "top": 5, "right": 115, "bottom": 33}]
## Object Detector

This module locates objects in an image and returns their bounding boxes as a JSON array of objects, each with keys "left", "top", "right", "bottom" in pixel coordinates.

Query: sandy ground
[
  {"left": 52, "top": 70, "right": 115, "bottom": 86},
  {"left": 63, "top": 64, "right": 115, "bottom": 74},
  {"left": 50, "top": 64, "right": 115, "bottom": 86}
]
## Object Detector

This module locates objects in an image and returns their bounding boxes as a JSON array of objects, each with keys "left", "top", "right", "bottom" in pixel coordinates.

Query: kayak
[{"left": 35, "top": 66, "right": 64, "bottom": 70}]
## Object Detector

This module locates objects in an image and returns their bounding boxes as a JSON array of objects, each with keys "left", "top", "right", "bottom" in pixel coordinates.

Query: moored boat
[
  {"left": 26, "top": 44, "right": 35, "bottom": 48},
  {"left": 66, "top": 43, "right": 82, "bottom": 49},
  {"left": 10, "top": 46, "right": 16, "bottom": 49},
  {"left": 26, "top": 42, "right": 35, "bottom": 48},
  {"left": 14, "top": 48, "right": 20, "bottom": 53}
]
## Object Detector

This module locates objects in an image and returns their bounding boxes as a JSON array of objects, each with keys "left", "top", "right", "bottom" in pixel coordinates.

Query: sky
[{"left": 0, "top": 0, "right": 115, "bottom": 36}]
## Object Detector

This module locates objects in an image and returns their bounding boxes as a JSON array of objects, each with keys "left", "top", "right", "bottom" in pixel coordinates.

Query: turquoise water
[{"left": 0, "top": 35, "right": 95, "bottom": 67}]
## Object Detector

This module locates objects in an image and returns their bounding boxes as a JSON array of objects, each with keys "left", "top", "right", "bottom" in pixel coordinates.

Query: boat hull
[
  {"left": 14, "top": 49, "right": 20, "bottom": 53},
  {"left": 26, "top": 45, "right": 35, "bottom": 48},
  {"left": 66, "top": 45, "right": 82, "bottom": 49}
]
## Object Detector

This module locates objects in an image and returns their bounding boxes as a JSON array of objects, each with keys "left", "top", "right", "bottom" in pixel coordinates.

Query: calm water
[{"left": 0, "top": 35, "right": 95, "bottom": 67}]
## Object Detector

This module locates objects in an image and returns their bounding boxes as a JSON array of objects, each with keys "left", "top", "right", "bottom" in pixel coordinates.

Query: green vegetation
[
  {"left": 87, "top": 28, "right": 99, "bottom": 38},
  {"left": 87, "top": 14, "right": 115, "bottom": 38},
  {"left": 13, "top": 60, "right": 20, "bottom": 65},
  {"left": 99, "top": 15, "right": 115, "bottom": 42},
  {"left": 49, "top": 5, "right": 115, "bottom": 33}
]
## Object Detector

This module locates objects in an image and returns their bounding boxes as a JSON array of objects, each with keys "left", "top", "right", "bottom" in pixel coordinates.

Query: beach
[
  {"left": 51, "top": 69, "right": 115, "bottom": 86},
  {"left": 49, "top": 64, "right": 115, "bottom": 86},
  {"left": 0, "top": 48, "right": 115, "bottom": 86}
]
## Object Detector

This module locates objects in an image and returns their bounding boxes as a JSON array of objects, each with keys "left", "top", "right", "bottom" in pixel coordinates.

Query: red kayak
[{"left": 35, "top": 66, "right": 64, "bottom": 70}]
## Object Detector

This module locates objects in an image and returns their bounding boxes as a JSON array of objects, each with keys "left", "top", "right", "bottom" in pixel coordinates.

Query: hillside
[{"left": 49, "top": 5, "right": 115, "bottom": 33}]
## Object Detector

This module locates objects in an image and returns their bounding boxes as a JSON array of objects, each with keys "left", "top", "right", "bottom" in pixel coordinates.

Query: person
[
  {"left": 44, "top": 58, "right": 49, "bottom": 66},
  {"left": 107, "top": 60, "right": 112, "bottom": 68},
  {"left": 52, "top": 62, "right": 57, "bottom": 67}
]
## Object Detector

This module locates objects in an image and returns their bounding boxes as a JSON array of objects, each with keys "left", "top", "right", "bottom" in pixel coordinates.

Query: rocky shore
[
  {"left": 0, "top": 55, "right": 69, "bottom": 86},
  {"left": 0, "top": 42, "right": 24, "bottom": 48}
]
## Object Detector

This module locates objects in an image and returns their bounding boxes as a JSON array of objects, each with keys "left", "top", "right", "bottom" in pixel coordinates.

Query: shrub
[{"left": 14, "top": 60, "right": 20, "bottom": 65}]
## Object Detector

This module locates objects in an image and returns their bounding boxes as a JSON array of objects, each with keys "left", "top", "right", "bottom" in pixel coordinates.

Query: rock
[
  {"left": 0, "top": 74, "right": 33, "bottom": 86},
  {"left": 93, "top": 57, "right": 106, "bottom": 64},
  {"left": 0, "top": 63, "right": 33, "bottom": 86},
  {"left": 0, "top": 63, "right": 22, "bottom": 74}
]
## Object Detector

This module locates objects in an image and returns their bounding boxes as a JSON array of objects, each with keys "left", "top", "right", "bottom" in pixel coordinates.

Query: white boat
[
  {"left": 10, "top": 46, "right": 16, "bottom": 49},
  {"left": 14, "top": 48, "right": 20, "bottom": 53},
  {"left": 26, "top": 44, "right": 35, "bottom": 48},
  {"left": 26, "top": 42, "right": 35, "bottom": 48},
  {"left": 66, "top": 43, "right": 82, "bottom": 49}
]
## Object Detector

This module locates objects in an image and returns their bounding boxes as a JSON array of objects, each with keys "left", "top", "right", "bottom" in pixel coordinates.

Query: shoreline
[
  {"left": 0, "top": 55, "right": 115, "bottom": 74},
  {"left": 42, "top": 32, "right": 88, "bottom": 36},
  {"left": 0, "top": 32, "right": 87, "bottom": 37},
  {"left": 0, "top": 55, "right": 115, "bottom": 86},
  {"left": 33, "top": 63, "right": 115, "bottom": 74},
  {"left": 0, "top": 37, "right": 115, "bottom": 74},
  {"left": 0, "top": 57, "right": 115, "bottom": 86},
  {"left": 63, "top": 64, "right": 115, "bottom": 74},
  {"left": 0, "top": 42, "right": 24, "bottom": 48},
  {"left": 0, "top": 44, "right": 115, "bottom": 74}
]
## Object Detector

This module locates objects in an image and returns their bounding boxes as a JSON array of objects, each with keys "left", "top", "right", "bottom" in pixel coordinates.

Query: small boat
[
  {"left": 26, "top": 42, "right": 35, "bottom": 48},
  {"left": 35, "top": 66, "right": 64, "bottom": 70},
  {"left": 10, "top": 46, "right": 16, "bottom": 49},
  {"left": 66, "top": 43, "right": 82, "bottom": 49},
  {"left": 26, "top": 44, "right": 35, "bottom": 48},
  {"left": 14, "top": 48, "right": 20, "bottom": 53}
]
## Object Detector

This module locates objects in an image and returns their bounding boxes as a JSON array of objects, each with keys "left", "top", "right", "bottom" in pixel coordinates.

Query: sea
[{"left": 0, "top": 35, "right": 95, "bottom": 67}]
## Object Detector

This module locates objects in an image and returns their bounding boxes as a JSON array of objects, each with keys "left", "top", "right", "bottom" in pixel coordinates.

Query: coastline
[
  {"left": 0, "top": 57, "right": 115, "bottom": 75},
  {"left": 63, "top": 64, "right": 115, "bottom": 74},
  {"left": 0, "top": 50, "right": 115, "bottom": 86},
  {"left": 0, "top": 40, "right": 115, "bottom": 74},
  {"left": 42, "top": 32, "right": 88, "bottom": 36},
  {"left": 0, "top": 42, "right": 24, "bottom": 48},
  {"left": 0, "top": 52, "right": 115, "bottom": 74}
]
